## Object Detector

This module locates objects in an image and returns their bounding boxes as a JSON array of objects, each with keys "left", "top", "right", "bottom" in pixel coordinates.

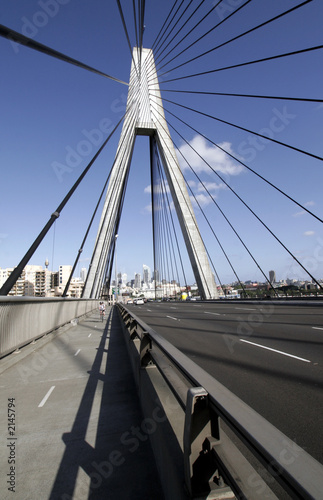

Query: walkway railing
[
  {"left": 117, "top": 303, "right": 323, "bottom": 500},
  {"left": 0, "top": 297, "right": 99, "bottom": 358}
]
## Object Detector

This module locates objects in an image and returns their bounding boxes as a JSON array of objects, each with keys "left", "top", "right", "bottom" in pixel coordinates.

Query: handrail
[
  {"left": 0, "top": 297, "right": 99, "bottom": 358},
  {"left": 117, "top": 303, "right": 323, "bottom": 499}
]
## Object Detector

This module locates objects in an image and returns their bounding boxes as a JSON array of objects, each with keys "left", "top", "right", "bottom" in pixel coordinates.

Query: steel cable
[
  {"left": 158, "top": 0, "right": 312, "bottom": 74},
  {"left": 161, "top": 97, "right": 323, "bottom": 162},
  {"left": 155, "top": 101, "right": 323, "bottom": 290},
  {"left": 0, "top": 23, "right": 128, "bottom": 86}
]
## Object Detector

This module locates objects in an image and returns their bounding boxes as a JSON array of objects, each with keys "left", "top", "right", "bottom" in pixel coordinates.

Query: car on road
[{"left": 135, "top": 298, "right": 144, "bottom": 305}]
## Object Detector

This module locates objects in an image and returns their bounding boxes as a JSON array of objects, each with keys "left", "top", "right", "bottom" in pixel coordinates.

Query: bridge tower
[{"left": 83, "top": 48, "right": 218, "bottom": 300}]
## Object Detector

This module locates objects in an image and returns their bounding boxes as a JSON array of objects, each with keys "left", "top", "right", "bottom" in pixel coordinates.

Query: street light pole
[{"left": 115, "top": 234, "right": 118, "bottom": 303}]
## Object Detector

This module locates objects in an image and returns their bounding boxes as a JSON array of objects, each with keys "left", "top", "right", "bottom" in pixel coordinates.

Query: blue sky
[{"left": 0, "top": 0, "right": 323, "bottom": 286}]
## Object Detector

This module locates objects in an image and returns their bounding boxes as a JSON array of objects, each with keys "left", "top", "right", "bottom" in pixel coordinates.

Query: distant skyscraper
[
  {"left": 80, "top": 267, "right": 87, "bottom": 282},
  {"left": 143, "top": 265, "right": 150, "bottom": 285},
  {"left": 117, "top": 272, "right": 122, "bottom": 285},
  {"left": 154, "top": 269, "right": 160, "bottom": 285},
  {"left": 59, "top": 265, "right": 72, "bottom": 287},
  {"left": 269, "top": 270, "right": 276, "bottom": 283},
  {"left": 134, "top": 273, "right": 141, "bottom": 289}
]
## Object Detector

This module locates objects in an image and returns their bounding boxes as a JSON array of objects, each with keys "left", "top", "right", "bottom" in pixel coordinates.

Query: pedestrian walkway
[{"left": 0, "top": 306, "right": 163, "bottom": 500}]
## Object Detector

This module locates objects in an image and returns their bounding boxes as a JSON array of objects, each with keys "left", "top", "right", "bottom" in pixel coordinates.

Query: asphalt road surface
[{"left": 126, "top": 300, "right": 323, "bottom": 465}]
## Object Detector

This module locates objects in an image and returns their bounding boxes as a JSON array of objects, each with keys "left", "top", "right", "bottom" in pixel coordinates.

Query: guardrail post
[
  {"left": 129, "top": 318, "right": 137, "bottom": 339},
  {"left": 140, "top": 332, "right": 153, "bottom": 367},
  {"left": 183, "top": 387, "right": 234, "bottom": 498}
]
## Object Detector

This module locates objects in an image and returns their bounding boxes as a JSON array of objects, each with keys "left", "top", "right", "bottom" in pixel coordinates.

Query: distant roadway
[{"left": 126, "top": 300, "right": 323, "bottom": 465}]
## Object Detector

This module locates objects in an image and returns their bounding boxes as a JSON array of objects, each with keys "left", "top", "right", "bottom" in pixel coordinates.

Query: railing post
[
  {"left": 183, "top": 387, "right": 234, "bottom": 498},
  {"left": 140, "top": 332, "right": 153, "bottom": 367}
]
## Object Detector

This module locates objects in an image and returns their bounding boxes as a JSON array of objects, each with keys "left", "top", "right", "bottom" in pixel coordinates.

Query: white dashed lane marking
[
  {"left": 38, "top": 386, "right": 55, "bottom": 408},
  {"left": 240, "top": 339, "right": 311, "bottom": 363}
]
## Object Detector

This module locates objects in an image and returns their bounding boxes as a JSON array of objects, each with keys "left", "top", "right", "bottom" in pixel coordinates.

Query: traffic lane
[
  {"left": 129, "top": 303, "right": 323, "bottom": 400},
  {"left": 186, "top": 339, "right": 323, "bottom": 465},
  {"left": 139, "top": 301, "right": 323, "bottom": 327},
  {"left": 131, "top": 303, "right": 323, "bottom": 366},
  {"left": 128, "top": 304, "right": 323, "bottom": 463},
  {"left": 139, "top": 309, "right": 323, "bottom": 464},
  {"left": 133, "top": 303, "right": 323, "bottom": 383},
  {"left": 136, "top": 300, "right": 323, "bottom": 386}
]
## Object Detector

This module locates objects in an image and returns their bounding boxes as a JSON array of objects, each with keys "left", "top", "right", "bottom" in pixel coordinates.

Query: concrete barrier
[{"left": 0, "top": 297, "right": 99, "bottom": 358}]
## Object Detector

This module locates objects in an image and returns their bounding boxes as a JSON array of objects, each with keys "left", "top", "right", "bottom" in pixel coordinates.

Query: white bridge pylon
[{"left": 83, "top": 48, "right": 218, "bottom": 300}]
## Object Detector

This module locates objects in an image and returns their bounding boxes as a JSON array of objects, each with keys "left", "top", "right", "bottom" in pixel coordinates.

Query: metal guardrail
[
  {"left": 0, "top": 297, "right": 99, "bottom": 358},
  {"left": 117, "top": 303, "right": 323, "bottom": 500}
]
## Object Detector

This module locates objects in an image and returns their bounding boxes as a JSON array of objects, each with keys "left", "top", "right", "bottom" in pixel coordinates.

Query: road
[{"left": 126, "top": 300, "right": 323, "bottom": 465}]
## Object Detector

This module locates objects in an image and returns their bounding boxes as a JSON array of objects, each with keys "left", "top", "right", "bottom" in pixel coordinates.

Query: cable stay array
[
  {"left": 155, "top": 0, "right": 312, "bottom": 74},
  {"left": 144, "top": 0, "right": 323, "bottom": 295},
  {"left": 1, "top": 0, "right": 323, "bottom": 298},
  {"left": 153, "top": 0, "right": 252, "bottom": 70}
]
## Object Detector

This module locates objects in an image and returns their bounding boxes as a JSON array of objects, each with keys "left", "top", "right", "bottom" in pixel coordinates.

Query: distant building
[
  {"left": 143, "top": 265, "right": 151, "bottom": 286},
  {"left": 0, "top": 268, "right": 12, "bottom": 290},
  {"left": 154, "top": 269, "right": 160, "bottom": 285},
  {"left": 34, "top": 268, "right": 52, "bottom": 296},
  {"left": 20, "top": 265, "right": 43, "bottom": 296},
  {"left": 0, "top": 264, "right": 84, "bottom": 297},
  {"left": 117, "top": 272, "right": 122, "bottom": 286},
  {"left": 134, "top": 273, "right": 141, "bottom": 289},
  {"left": 80, "top": 267, "right": 87, "bottom": 282},
  {"left": 68, "top": 278, "right": 84, "bottom": 298},
  {"left": 269, "top": 270, "right": 276, "bottom": 283},
  {"left": 59, "top": 265, "right": 72, "bottom": 288},
  {"left": 5, "top": 267, "right": 25, "bottom": 296}
]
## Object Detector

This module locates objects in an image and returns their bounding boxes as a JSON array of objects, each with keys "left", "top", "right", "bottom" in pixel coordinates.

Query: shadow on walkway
[{"left": 49, "top": 307, "right": 163, "bottom": 500}]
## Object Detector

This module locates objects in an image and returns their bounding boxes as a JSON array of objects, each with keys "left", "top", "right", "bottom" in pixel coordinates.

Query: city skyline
[
  {"left": 1, "top": 2, "right": 322, "bottom": 287},
  {"left": 2, "top": 260, "right": 321, "bottom": 290}
]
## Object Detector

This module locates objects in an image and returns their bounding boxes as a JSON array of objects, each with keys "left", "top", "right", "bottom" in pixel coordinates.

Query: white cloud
[
  {"left": 177, "top": 135, "right": 244, "bottom": 177},
  {"left": 144, "top": 182, "right": 170, "bottom": 195},
  {"left": 197, "top": 181, "right": 226, "bottom": 193},
  {"left": 144, "top": 199, "right": 175, "bottom": 212},
  {"left": 190, "top": 193, "right": 213, "bottom": 207},
  {"left": 293, "top": 201, "right": 315, "bottom": 217},
  {"left": 304, "top": 231, "right": 315, "bottom": 236}
]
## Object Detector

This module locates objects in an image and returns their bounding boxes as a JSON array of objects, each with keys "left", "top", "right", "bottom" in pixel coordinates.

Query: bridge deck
[{"left": 0, "top": 307, "right": 162, "bottom": 500}]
